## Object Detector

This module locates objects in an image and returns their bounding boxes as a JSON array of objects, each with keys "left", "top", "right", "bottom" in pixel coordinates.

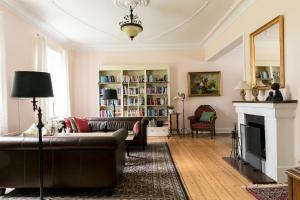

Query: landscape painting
[{"left": 188, "top": 71, "right": 221, "bottom": 97}]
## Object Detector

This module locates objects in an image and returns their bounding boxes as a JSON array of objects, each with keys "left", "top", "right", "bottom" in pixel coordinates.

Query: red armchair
[{"left": 188, "top": 105, "right": 217, "bottom": 139}]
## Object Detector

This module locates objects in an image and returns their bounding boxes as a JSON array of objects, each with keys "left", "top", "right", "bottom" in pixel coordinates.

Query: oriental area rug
[
  {"left": 245, "top": 184, "right": 288, "bottom": 200},
  {"left": 1, "top": 143, "right": 189, "bottom": 200}
]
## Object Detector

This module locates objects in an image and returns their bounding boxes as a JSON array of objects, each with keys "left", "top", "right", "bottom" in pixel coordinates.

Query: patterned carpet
[
  {"left": 1, "top": 143, "right": 189, "bottom": 200},
  {"left": 246, "top": 184, "right": 288, "bottom": 200}
]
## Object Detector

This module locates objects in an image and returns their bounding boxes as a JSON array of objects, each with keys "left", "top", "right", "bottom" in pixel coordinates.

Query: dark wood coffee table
[{"left": 125, "top": 133, "right": 135, "bottom": 156}]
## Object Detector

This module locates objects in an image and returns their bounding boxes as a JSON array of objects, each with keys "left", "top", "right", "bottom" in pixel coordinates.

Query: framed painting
[{"left": 188, "top": 71, "right": 222, "bottom": 97}]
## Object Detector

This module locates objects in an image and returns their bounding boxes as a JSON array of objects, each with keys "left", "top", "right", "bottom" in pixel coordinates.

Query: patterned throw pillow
[
  {"left": 133, "top": 121, "right": 140, "bottom": 135},
  {"left": 199, "top": 112, "right": 215, "bottom": 122},
  {"left": 64, "top": 118, "right": 73, "bottom": 132},
  {"left": 74, "top": 117, "right": 90, "bottom": 132},
  {"left": 69, "top": 117, "right": 78, "bottom": 133}
]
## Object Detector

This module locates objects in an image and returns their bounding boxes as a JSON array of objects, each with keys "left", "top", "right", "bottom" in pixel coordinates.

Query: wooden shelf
[{"left": 99, "top": 66, "right": 170, "bottom": 121}]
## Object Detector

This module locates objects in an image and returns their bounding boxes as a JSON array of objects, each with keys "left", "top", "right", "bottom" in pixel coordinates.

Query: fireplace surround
[{"left": 233, "top": 101, "right": 297, "bottom": 182}]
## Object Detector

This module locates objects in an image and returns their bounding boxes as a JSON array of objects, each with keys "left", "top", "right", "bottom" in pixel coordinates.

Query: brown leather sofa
[
  {"left": 0, "top": 128, "right": 127, "bottom": 194},
  {"left": 87, "top": 117, "right": 149, "bottom": 149}
]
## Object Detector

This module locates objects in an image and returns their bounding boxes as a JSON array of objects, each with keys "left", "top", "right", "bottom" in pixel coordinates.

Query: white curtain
[
  {"left": 62, "top": 50, "right": 71, "bottom": 116},
  {"left": 36, "top": 34, "right": 50, "bottom": 120},
  {"left": 46, "top": 47, "right": 70, "bottom": 118},
  {"left": 0, "top": 13, "right": 8, "bottom": 134}
]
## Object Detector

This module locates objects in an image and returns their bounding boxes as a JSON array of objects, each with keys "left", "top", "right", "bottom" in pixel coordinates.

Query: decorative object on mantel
[
  {"left": 173, "top": 93, "right": 187, "bottom": 134},
  {"left": 187, "top": 71, "right": 221, "bottom": 97},
  {"left": 265, "top": 91, "right": 274, "bottom": 102},
  {"left": 271, "top": 83, "right": 283, "bottom": 102},
  {"left": 251, "top": 84, "right": 259, "bottom": 101},
  {"left": 234, "top": 81, "right": 251, "bottom": 101}
]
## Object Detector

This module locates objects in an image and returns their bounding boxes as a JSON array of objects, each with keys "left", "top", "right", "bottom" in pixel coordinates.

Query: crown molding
[
  {"left": 200, "top": 0, "right": 256, "bottom": 47},
  {"left": 0, "top": 0, "right": 254, "bottom": 52},
  {"left": 71, "top": 41, "right": 203, "bottom": 52}
]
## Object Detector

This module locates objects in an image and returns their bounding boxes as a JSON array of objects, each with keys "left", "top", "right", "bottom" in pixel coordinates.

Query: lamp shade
[
  {"left": 234, "top": 81, "right": 251, "bottom": 90},
  {"left": 11, "top": 71, "right": 54, "bottom": 98},
  {"left": 102, "top": 89, "right": 118, "bottom": 100}
]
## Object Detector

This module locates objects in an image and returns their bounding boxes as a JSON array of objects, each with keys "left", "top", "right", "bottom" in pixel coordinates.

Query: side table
[
  {"left": 286, "top": 167, "right": 300, "bottom": 200},
  {"left": 168, "top": 113, "right": 181, "bottom": 138}
]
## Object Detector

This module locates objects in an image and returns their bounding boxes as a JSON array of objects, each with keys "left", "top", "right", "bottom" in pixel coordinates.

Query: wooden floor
[{"left": 148, "top": 135, "right": 255, "bottom": 200}]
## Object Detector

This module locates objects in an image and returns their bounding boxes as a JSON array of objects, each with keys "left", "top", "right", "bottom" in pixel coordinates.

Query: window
[{"left": 46, "top": 47, "right": 70, "bottom": 118}]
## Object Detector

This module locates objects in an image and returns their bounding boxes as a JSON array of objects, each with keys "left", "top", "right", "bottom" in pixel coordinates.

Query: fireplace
[
  {"left": 241, "top": 114, "right": 266, "bottom": 171},
  {"left": 233, "top": 101, "right": 297, "bottom": 182}
]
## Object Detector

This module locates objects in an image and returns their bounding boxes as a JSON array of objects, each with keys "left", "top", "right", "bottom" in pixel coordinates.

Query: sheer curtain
[
  {"left": 0, "top": 13, "right": 8, "bottom": 134},
  {"left": 36, "top": 34, "right": 50, "bottom": 120},
  {"left": 46, "top": 47, "right": 70, "bottom": 118}
]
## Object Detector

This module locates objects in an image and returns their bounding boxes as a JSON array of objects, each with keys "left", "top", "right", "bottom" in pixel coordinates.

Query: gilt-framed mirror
[{"left": 250, "top": 15, "right": 285, "bottom": 89}]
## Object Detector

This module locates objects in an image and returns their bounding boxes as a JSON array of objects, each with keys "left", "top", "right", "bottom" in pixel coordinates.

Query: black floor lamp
[
  {"left": 11, "top": 71, "right": 54, "bottom": 200},
  {"left": 102, "top": 89, "right": 118, "bottom": 117}
]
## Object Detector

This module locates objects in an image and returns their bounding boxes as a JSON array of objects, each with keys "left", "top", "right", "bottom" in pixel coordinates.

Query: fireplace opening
[{"left": 241, "top": 114, "right": 266, "bottom": 170}]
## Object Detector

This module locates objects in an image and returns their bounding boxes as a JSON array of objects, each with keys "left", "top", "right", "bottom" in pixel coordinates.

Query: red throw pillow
[
  {"left": 74, "top": 117, "right": 90, "bottom": 132},
  {"left": 64, "top": 118, "right": 73, "bottom": 132},
  {"left": 133, "top": 121, "right": 140, "bottom": 135}
]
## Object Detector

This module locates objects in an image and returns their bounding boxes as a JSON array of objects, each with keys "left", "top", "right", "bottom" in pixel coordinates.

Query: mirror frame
[{"left": 250, "top": 15, "right": 285, "bottom": 89}]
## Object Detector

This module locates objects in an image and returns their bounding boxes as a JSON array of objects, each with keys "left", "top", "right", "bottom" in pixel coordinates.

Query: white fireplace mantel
[{"left": 233, "top": 101, "right": 297, "bottom": 182}]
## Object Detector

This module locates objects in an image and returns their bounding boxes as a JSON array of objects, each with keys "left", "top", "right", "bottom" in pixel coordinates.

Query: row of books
[
  {"left": 100, "top": 99, "right": 120, "bottom": 106},
  {"left": 123, "top": 75, "right": 144, "bottom": 83},
  {"left": 124, "top": 109, "right": 144, "bottom": 117},
  {"left": 147, "top": 74, "right": 168, "bottom": 82},
  {"left": 147, "top": 97, "right": 168, "bottom": 105},
  {"left": 147, "top": 108, "right": 168, "bottom": 117},
  {"left": 123, "top": 97, "right": 145, "bottom": 106},
  {"left": 99, "top": 110, "right": 121, "bottom": 118},
  {"left": 123, "top": 86, "right": 144, "bottom": 95},
  {"left": 146, "top": 86, "right": 168, "bottom": 94},
  {"left": 100, "top": 75, "right": 120, "bottom": 83}
]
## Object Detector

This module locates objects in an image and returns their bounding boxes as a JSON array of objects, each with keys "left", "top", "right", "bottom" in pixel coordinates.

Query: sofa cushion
[
  {"left": 74, "top": 117, "right": 90, "bottom": 132},
  {"left": 69, "top": 117, "right": 78, "bottom": 132},
  {"left": 199, "top": 111, "right": 215, "bottom": 122},
  {"left": 88, "top": 121, "right": 107, "bottom": 132},
  {"left": 133, "top": 121, "right": 140, "bottom": 135},
  {"left": 107, "top": 120, "right": 136, "bottom": 131},
  {"left": 64, "top": 118, "right": 73, "bottom": 132},
  {"left": 192, "top": 122, "right": 212, "bottom": 129}
]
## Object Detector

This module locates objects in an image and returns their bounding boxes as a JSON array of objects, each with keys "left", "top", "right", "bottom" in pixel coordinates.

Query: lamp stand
[
  {"left": 181, "top": 99, "right": 187, "bottom": 135},
  {"left": 32, "top": 98, "right": 44, "bottom": 200},
  {"left": 113, "top": 101, "right": 116, "bottom": 118}
]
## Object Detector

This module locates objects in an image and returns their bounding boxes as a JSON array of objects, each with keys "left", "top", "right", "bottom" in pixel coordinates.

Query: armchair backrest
[{"left": 194, "top": 105, "right": 216, "bottom": 118}]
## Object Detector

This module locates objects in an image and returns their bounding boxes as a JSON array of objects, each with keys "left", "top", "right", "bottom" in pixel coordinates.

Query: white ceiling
[{"left": 1, "top": 0, "right": 250, "bottom": 50}]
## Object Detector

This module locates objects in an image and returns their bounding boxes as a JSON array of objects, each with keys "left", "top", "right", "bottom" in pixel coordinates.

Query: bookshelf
[{"left": 98, "top": 65, "right": 170, "bottom": 126}]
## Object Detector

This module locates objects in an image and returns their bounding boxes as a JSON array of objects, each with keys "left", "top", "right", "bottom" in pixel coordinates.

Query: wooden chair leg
[
  {"left": 196, "top": 130, "right": 198, "bottom": 137},
  {"left": 191, "top": 130, "right": 194, "bottom": 138},
  {"left": 211, "top": 130, "right": 213, "bottom": 139},
  {"left": 214, "top": 128, "right": 216, "bottom": 136}
]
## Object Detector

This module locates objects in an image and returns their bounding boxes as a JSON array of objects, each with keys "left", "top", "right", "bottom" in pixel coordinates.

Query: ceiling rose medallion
[{"left": 113, "top": 0, "right": 149, "bottom": 9}]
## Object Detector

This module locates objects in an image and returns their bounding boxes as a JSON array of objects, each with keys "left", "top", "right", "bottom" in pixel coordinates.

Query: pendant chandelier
[{"left": 119, "top": 6, "right": 143, "bottom": 40}]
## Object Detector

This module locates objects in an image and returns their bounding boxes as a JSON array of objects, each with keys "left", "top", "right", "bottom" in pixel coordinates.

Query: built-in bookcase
[{"left": 98, "top": 65, "right": 170, "bottom": 124}]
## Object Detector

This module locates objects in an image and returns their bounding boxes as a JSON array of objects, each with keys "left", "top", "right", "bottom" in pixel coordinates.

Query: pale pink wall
[
  {"left": 205, "top": 0, "right": 300, "bottom": 163},
  {"left": 71, "top": 46, "right": 244, "bottom": 132},
  {"left": 0, "top": 5, "right": 69, "bottom": 133}
]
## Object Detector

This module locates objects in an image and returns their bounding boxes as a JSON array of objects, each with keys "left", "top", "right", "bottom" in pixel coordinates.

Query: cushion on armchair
[{"left": 199, "top": 111, "right": 215, "bottom": 122}]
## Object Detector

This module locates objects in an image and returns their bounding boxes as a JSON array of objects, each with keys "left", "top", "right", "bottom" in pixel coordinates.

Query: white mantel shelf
[{"left": 233, "top": 100, "right": 298, "bottom": 183}]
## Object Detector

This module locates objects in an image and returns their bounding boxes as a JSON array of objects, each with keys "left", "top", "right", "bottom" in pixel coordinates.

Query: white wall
[
  {"left": 0, "top": 5, "right": 70, "bottom": 133},
  {"left": 71, "top": 46, "right": 244, "bottom": 133},
  {"left": 205, "top": 0, "right": 300, "bottom": 163}
]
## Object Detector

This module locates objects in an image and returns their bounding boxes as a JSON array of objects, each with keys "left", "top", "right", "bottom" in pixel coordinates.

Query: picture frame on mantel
[{"left": 188, "top": 71, "right": 222, "bottom": 97}]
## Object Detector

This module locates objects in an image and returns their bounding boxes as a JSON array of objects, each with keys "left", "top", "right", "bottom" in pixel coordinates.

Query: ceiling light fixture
[{"left": 119, "top": 6, "right": 143, "bottom": 40}]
